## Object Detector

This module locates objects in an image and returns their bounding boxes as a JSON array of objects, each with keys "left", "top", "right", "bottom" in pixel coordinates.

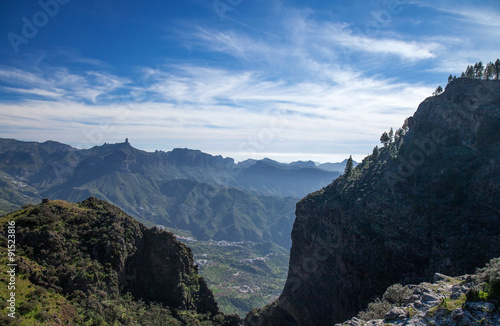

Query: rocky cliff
[
  {"left": 245, "top": 78, "right": 500, "bottom": 325},
  {"left": 0, "top": 197, "right": 240, "bottom": 325},
  {"left": 335, "top": 257, "right": 500, "bottom": 326}
]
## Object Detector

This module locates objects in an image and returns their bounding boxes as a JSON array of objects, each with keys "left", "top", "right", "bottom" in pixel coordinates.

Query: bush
[
  {"left": 18, "top": 301, "right": 37, "bottom": 315},
  {"left": 35, "top": 310, "right": 51, "bottom": 322},
  {"left": 358, "top": 298, "right": 392, "bottom": 320},
  {"left": 383, "top": 283, "right": 412, "bottom": 306},
  {"left": 476, "top": 257, "right": 500, "bottom": 283},
  {"left": 474, "top": 257, "right": 500, "bottom": 303},
  {"left": 358, "top": 283, "right": 413, "bottom": 321}
]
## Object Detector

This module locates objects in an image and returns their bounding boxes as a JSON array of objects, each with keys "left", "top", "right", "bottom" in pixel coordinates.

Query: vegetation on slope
[{"left": 0, "top": 197, "right": 240, "bottom": 325}]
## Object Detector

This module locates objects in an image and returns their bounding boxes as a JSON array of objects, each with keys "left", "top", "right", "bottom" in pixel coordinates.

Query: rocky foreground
[{"left": 336, "top": 267, "right": 500, "bottom": 326}]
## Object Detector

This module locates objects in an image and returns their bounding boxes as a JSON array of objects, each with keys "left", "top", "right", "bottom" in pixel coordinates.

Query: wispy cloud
[
  {"left": 408, "top": 1, "right": 500, "bottom": 74},
  {"left": 0, "top": 1, "right": 495, "bottom": 162},
  {"left": 0, "top": 66, "right": 130, "bottom": 103},
  {"left": 186, "top": 11, "right": 440, "bottom": 67},
  {"left": 0, "top": 59, "right": 432, "bottom": 162}
]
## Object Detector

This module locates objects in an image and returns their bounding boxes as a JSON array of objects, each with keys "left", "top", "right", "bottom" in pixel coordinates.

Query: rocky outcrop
[
  {"left": 335, "top": 268, "right": 500, "bottom": 326},
  {"left": 245, "top": 79, "right": 500, "bottom": 325}
]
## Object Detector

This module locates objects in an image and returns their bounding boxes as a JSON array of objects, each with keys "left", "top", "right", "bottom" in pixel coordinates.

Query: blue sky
[{"left": 0, "top": 0, "right": 499, "bottom": 162}]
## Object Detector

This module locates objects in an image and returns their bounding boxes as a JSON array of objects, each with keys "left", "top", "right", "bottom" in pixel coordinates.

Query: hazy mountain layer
[{"left": 0, "top": 139, "right": 338, "bottom": 246}]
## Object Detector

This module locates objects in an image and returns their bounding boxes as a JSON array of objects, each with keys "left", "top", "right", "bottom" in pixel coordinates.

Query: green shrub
[
  {"left": 35, "top": 310, "right": 51, "bottom": 321},
  {"left": 475, "top": 257, "right": 500, "bottom": 303},
  {"left": 358, "top": 283, "right": 413, "bottom": 321},
  {"left": 358, "top": 298, "right": 392, "bottom": 320},
  {"left": 18, "top": 301, "right": 37, "bottom": 315},
  {"left": 383, "top": 283, "right": 412, "bottom": 306}
]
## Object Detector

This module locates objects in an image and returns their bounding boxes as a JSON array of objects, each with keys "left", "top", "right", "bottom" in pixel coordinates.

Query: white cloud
[
  {"left": 0, "top": 66, "right": 130, "bottom": 103},
  {"left": 6, "top": 1, "right": 496, "bottom": 162},
  {"left": 0, "top": 60, "right": 432, "bottom": 163},
  {"left": 408, "top": 2, "right": 500, "bottom": 75}
]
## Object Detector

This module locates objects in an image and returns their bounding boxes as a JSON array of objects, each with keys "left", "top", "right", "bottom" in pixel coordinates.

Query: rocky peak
[
  {"left": 245, "top": 79, "right": 500, "bottom": 325},
  {"left": 408, "top": 79, "right": 500, "bottom": 151}
]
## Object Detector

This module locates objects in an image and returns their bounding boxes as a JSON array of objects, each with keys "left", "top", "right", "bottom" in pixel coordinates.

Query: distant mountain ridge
[{"left": 0, "top": 138, "right": 340, "bottom": 248}]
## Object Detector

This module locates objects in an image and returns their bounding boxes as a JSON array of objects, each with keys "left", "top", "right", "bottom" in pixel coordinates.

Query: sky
[{"left": 0, "top": 0, "right": 499, "bottom": 163}]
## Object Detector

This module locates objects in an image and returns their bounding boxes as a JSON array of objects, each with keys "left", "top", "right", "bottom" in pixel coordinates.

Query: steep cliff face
[
  {"left": 0, "top": 197, "right": 239, "bottom": 325},
  {"left": 245, "top": 79, "right": 500, "bottom": 325}
]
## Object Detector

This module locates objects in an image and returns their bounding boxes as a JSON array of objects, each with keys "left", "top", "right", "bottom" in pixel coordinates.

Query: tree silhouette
[
  {"left": 474, "top": 62, "right": 484, "bottom": 79},
  {"left": 344, "top": 155, "right": 354, "bottom": 177},
  {"left": 495, "top": 59, "right": 500, "bottom": 80},
  {"left": 433, "top": 85, "right": 443, "bottom": 96},
  {"left": 380, "top": 132, "right": 390, "bottom": 147},
  {"left": 485, "top": 62, "right": 494, "bottom": 80},
  {"left": 466, "top": 66, "right": 475, "bottom": 78},
  {"left": 388, "top": 128, "right": 394, "bottom": 143},
  {"left": 395, "top": 128, "right": 405, "bottom": 141}
]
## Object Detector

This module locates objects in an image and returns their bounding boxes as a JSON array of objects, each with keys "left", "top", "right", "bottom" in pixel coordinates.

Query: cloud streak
[{"left": 0, "top": 1, "right": 496, "bottom": 162}]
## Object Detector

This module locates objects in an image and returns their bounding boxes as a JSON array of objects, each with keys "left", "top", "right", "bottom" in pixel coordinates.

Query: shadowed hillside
[
  {"left": 246, "top": 78, "right": 500, "bottom": 325},
  {"left": 0, "top": 197, "right": 240, "bottom": 325}
]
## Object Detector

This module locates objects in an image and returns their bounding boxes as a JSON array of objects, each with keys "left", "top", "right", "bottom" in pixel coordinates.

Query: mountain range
[
  {"left": 0, "top": 138, "right": 348, "bottom": 317},
  {"left": 0, "top": 138, "right": 347, "bottom": 248}
]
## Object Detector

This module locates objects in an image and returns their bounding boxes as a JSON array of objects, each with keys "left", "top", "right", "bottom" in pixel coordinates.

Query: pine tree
[
  {"left": 448, "top": 75, "right": 453, "bottom": 84},
  {"left": 433, "top": 85, "right": 443, "bottom": 96},
  {"left": 485, "top": 62, "right": 494, "bottom": 80},
  {"left": 395, "top": 128, "right": 405, "bottom": 141},
  {"left": 402, "top": 118, "right": 410, "bottom": 132},
  {"left": 344, "top": 155, "right": 353, "bottom": 177},
  {"left": 372, "top": 146, "right": 379, "bottom": 158},
  {"left": 495, "top": 59, "right": 500, "bottom": 80},
  {"left": 466, "top": 65, "right": 475, "bottom": 78},
  {"left": 388, "top": 127, "right": 394, "bottom": 143},
  {"left": 474, "top": 61, "right": 484, "bottom": 79},
  {"left": 380, "top": 132, "right": 390, "bottom": 147}
]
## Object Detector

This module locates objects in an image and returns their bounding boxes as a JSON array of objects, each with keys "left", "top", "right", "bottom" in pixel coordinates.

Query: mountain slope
[
  {"left": 0, "top": 197, "right": 240, "bottom": 325},
  {"left": 0, "top": 139, "right": 337, "bottom": 246},
  {"left": 245, "top": 78, "right": 500, "bottom": 325},
  {"left": 235, "top": 160, "right": 340, "bottom": 198}
]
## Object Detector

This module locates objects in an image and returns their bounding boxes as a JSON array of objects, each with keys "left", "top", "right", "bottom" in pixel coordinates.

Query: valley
[
  {"left": 0, "top": 138, "right": 348, "bottom": 317},
  {"left": 183, "top": 236, "right": 288, "bottom": 317}
]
